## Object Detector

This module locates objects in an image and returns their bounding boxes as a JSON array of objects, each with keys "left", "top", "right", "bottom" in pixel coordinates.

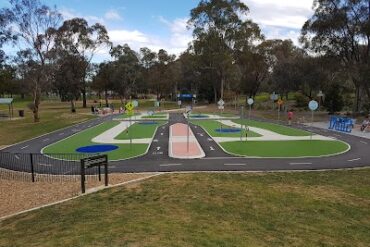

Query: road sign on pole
[
  {"left": 309, "top": 100, "right": 319, "bottom": 140},
  {"left": 247, "top": 98, "right": 254, "bottom": 119}
]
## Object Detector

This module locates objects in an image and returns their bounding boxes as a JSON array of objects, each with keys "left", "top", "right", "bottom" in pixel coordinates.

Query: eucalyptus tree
[
  {"left": 91, "top": 62, "right": 114, "bottom": 107},
  {"left": 53, "top": 18, "right": 111, "bottom": 108},
  {"left": 301, "top": 0, "right": 370, "bottom": 112},
  {"left": 110, "top": 44, "right": 141, "bottom": 103},
  {"left": 0, "top": 0, "right": 62, "bottom": 122},
  {"left": 188, "top": 0, "right": 261, "bottom": 102}
]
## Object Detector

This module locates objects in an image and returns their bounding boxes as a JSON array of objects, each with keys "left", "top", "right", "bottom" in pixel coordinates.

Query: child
[
  {"left": 361, "top": 116, "right": 369, "bottom": 132},
  {"left": 287, "top": 110, "right": 294, "bottom": 125}
]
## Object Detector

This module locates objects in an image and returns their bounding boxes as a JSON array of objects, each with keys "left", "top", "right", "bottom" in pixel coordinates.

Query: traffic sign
[
  {"left": 177, "top": 100, "right": 182, "bottom": 106},
  {"left": 154, "top": 101, "right": 160, "bottom": 107},
  {"left": 218, "top": 99, "right": 225, "bottom": 106},
  {"left": 132, "top": 100, "right": 139, "bottom": 107},
  {"left": 277, "top": 99, "right": 284, "bottom": 106},
  {"left": 125, "top": 101, "right": 134, "bottom": 111},
  {"left": 186, "top": 105, "right": 192, "bottom": 114},
  {"left": 270, "top": 92, "right": 279, "bottom": 101},
  {"left": 309, "top": 100, "right": 319, "bottom": 111},
  {"left": 247, "top": 98, "right": 254, "bottom": 105}
]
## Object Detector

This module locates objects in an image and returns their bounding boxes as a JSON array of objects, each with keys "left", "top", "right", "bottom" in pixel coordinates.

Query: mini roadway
[{"left": 1, "top": 113, "right": 369, "bottom": 173}]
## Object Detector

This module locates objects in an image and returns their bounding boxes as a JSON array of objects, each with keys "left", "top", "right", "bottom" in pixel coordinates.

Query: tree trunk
[
  {"left": 33, "top": 88, "right": 41, "bottom": 123},
  {"left": 82, "top": 84, "right": 87, "bottom": 108},
  {"left": 105, "top": 89, "right": 109, "bottom": 107},
  {"left": 70, "top": 100, "right": 76, "bottom": 113},
  {"left": 220, "top": 76, "right": 224, "bottom": 100},
  {"left": 213, "top": 86, "right": 218, "bottom": 104}
]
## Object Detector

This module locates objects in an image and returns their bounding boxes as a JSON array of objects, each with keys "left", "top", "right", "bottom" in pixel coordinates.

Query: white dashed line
[
  {"left": 224, "top": 163, "right": 246, "bottom": 166},
  {"left": 20, "top": 145, "right": 29, "bottom": 150},
  {"left": 59, "top": 133, "right": 64, "bottom": 136},
  {"left": 43, "top": 138, "right": 49, "bottom": 142},
  {"left": 360, "top": 141, "right": 368, "bottom": 145},
  {"left": 15, "top": 155, "right": 20, "bottom": 160},
  {"left": 347, "top": 158, "right": 361, "bottom": 162},
  {"left": 210, "top": 146, "right": 215, "bottom": 151},
  {"left": 160, "top": 163, "right": 182, "bottom": 167},
  {"left": 289, "top": 162, "right": 312, "bottom": 165}
]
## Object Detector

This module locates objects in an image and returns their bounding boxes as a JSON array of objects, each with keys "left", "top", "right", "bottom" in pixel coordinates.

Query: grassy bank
[{"left": 1, "top": 170, "right": 370, "bottom": 246}]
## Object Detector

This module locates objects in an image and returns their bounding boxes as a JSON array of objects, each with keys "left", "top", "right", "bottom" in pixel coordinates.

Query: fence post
[
  {"left": 98, "top": 164, "right": 101, "bottom": 182},
  {"left": 30, "top": 153, "right": 35, "bottom": 183},
  {"left": 104, "top": 155, "right": 108, "bottom": 187},
  {"left": 80, "top": 159, "right": 85, "bottom": 194}
]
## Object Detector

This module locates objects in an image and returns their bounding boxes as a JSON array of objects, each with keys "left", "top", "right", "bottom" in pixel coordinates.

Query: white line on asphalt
[
  {"left": 289, "top": 162, "right": 312, "bottom": 165},
  {"left": 20, "top": 145, "right": 29, "bottom": 150},
  {"left": 59, "top": 133, "right": 64, "bottom": 136},
  {"left": 210, "top": 146, "right": 215, "bottom": 151},
  {"left": 43, "top": 138, "right": 49, "bottom": 142},
  {"left": 360, "top": 141, "right": 368, "bottom": 145},
  {"left": 160, "top": 163, "right": 182, "bottom": 167},
  {"left": 156, "top": 146, "right": 161, "bottom": 151},
  {"left": 38, "top": 163, "right": 52, "bottom": 167},
  {"left": 347, "top": 158, "right": 361, "bottom": 162},
  {"left": 160, "top": 133, "right": 164, "bottom": 136},
  {"left": 224, "top": 163, "right": 246, "bottom": 166},
  {"left": 15, "top": 155, "right": 20, "bottom": 160},
  {"left": 153, "top": 139, "right": 158, "bottom": 142}
]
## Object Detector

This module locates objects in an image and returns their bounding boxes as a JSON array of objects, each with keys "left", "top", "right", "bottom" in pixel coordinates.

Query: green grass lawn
[
  {"left": 220, "top": 140, "right": 349, "bottom": 157},
  {"left": 0, "top": 100, "right": 96, "bottom": 146},
  {"left": 234, "top": 119, "right": 311, "bottom": 136},
  {"left": 192, "top": 120, "right": 261, "bottom": 137},
  {"left": 2, "top": 170, "right": 370, "bottom": 246},
  {"left": 43, "top": 121, "right": 149, "bottom": 161},
  {"left": 115, "top": 121, "right": 164, "bottom": 140}
]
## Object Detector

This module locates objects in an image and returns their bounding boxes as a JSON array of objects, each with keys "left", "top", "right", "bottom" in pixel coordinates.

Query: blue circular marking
[
  {"left": 215, "top": 128, "right": 241, "bottom": 133},
  {"left": 76, "top": 145, "right": 119, "bottom": 153},
  {"left": 191, "top": 114, "right": 209, "bottom": 118}
]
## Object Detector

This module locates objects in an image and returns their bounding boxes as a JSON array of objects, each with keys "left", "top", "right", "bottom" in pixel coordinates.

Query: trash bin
[{"left": 18, "top": 110, "right": 24, "bottom": 117}]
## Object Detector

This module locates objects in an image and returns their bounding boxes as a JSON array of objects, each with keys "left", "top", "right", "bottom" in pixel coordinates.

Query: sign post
[
  {"left": 240, "top": 106, "right": 244, "bottom": 141},
  {"left": 186, "top": 106, "right": 192, "bottom": 153},
  {"left": 80, "top": 155, "right": 108, "bottom": 194},
  {"left": 308, "top": 100, "right": 319, "bottom": 140},
  {"left": 270, "top": 92, "right": 278, "bottom": 110},
  {"left": 218, "top": 99, "right": 225, "bottom": 115},
  {"left": 247, "top": 98, "right": 254, "bottom": 120},
  {"left": 125, "top": 101, "right": 135, "bottom": 149},
  {"left": 277, "top": 99, "right": 284, "bottom": 122}
]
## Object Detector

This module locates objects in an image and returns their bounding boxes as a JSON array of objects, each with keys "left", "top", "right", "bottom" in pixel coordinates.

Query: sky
[{"left": 1, "top": 0, "right": 315, "bottom": 62}]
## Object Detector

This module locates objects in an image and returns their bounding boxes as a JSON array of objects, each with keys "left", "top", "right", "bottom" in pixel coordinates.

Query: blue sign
[{"left": 179, "top": 94, "right": 193, "bottom": 99}]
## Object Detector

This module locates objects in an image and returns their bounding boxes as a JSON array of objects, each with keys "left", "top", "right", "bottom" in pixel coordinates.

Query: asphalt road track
[{"left": 1, "top": 113, "right": 369, "bottom": 173}]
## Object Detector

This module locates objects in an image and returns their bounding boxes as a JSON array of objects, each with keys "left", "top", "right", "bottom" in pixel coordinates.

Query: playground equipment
[{"left": 328, "top": 116, "right": 355, "bottom": 133}]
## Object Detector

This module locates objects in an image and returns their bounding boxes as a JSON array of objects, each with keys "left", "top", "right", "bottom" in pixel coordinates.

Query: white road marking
[
  {"left": 210, "top": 146, "right": 215, "bottom": 151},
  {"left": 289, "top": 162, "right": 312, "bottom": 165},
  {"left": 38, "top": 163, "right": 52, "bottom": 167},
  {"left": 59, "top": 133, "right": 64, "bottom": 136},
  {"left": 160, "top": 163, "right": 182, "bottom": 167},
  {"left": 160, "top": 133, "right": 164, "bottom": 136},
  {"left": 360, "top": 141, "right": 368, "bottom": 145},
  {"left": 153, "top": 139, "right": 158, "bottom": 143},
  {"left": 152, "top": 151, "right": 163, "bottom": 155},
  {"left": 43, "top": 138, "right": 49, "bottom": 142},
  {"left": 194, "top": 126, "right": 198, "bottom": 128},
  {"left": 156, "top": 146, "right": 161, "bottom": 151},
  {"left": 207, "top": 138, "right": 213, "bottom": 142},
  {"left": 88, "top": 125, "right": 92, "bottom": 128},
  {"left": 15, "top": 155, "right": 20, "bottom": 160},
  {"left": 20, "top": 145, "right": 29, "bottom": 150},
  {"left": 224, "top": 163, "right": 246, "bottom": 166},
  {"left": 347, "top": 158, "right": 361, "bottom": 162}
]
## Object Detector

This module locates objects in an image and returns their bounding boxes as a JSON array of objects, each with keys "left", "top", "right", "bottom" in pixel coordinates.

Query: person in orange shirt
[{"left": 288, "top": 110, "right": 294, "bottom": 125}]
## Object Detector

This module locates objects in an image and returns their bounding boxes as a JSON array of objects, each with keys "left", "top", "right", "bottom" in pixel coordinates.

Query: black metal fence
[{"left": 0, "top": 152, "right": 102, "bottom": 183}]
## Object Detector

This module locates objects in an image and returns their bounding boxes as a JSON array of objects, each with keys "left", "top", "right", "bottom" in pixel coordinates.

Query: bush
[
  {"left": 294, "top": 93, "right": 309, "bottom": 108},
  {"left": 323, "top": 84, "right": 344, "bottom": 113}
]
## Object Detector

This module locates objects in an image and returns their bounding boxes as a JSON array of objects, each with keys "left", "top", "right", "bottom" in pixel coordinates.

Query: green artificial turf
[
  {"left": 2, "top": 171, "right": 370, "bottom": 246},
  {"left": 192, "top": 120, "right": 261, "bottom": 137},
  {"left": 234, "top": 119, "right": 311, "bottom": 136},
  {"left": 43, "top": 121, "right": 149, "bottom": 160},
  {"left": 115, "top": 122, "right": 163, "bottom": 140},
  {"left": 220, "top": 140, "right": 349, "bottom": 157}
]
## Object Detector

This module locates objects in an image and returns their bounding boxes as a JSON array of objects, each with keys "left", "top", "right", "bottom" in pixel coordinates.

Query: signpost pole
[
  {"left": 278, "top": 107, "right": 280, "bottom": 122},
  {"left": 249, "top": 105, "right": 251, "bottom": 120},
  {"left": 187, "top": 113, "right": 190, "bottom": 153},
  {"left": 240, "top": 106, "right": 244, "bottom": 141}
]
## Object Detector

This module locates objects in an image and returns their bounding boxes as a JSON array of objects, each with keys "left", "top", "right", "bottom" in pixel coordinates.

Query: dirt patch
[{"left": 0, "top": 171, "right": 157, "bottom": 219}]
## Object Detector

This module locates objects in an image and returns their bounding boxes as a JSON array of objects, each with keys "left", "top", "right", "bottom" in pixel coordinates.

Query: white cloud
[
  {"left": 158, "top": 16, "right": 192, "bottom": 53},
  {"left": 104, "top": 10, "right": 122, "bottom": 21},
  {"left": 109, "top": 29, "right": 149, "bottom": 43},
  {"left": 242, "top": 0, "right": 314, "bottom": 43},
  {"left": 59, "top": 7, "right": 105, "bottom": 24}
]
